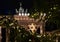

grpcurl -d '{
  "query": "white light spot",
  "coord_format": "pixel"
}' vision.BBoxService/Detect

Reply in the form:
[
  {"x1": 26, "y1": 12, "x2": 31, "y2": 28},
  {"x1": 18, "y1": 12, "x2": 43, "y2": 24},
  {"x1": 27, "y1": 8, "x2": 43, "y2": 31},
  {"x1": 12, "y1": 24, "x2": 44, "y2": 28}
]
[
  {"x1": 44, "y1": 13, "x2": 46, "y2": 16},
  {"x1": 32, "y1": 16, "x2": 34, "y2": 17},
  {"x1": 37, "y1": 35, "x2": 41, "y2": 37},
  {"x1": 25, "y1": 13, "x2": 27, "y2": 16},
  {"x1": 22, "y1": 13, "x2": 24, "y2": 16},
  {"x1": 27, "y1": 13, "x2": 30, "y2": 16},
  {"x1": 41, "y1": 13, "x2": 43, "y2": 16},
  {"x1": 44, "y1": 34, "x2": 45, "y2": 37},
  {"x1": 53, "y1": 7, "x2": 56, "y2": 9},
  {"x1": 19, "y1": 13, "x2": 21, "y2": 16},
  {"x1": 29, "y1": 39, "x2": 32, "y2": 41},
  {"x1": 19, "y1": 30, "x2": 21, "y2": 32}
]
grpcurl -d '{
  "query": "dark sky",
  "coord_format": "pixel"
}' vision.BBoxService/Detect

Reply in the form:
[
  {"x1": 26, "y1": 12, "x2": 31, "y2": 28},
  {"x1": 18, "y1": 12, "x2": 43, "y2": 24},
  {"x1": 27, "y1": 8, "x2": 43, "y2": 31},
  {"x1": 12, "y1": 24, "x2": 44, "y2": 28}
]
[
  {"x1": 0, "y1": 0, "x2": 60, "y2": 14},
  {"x1": 0, "y1": 0, "x2": 33, "y2": 14}
]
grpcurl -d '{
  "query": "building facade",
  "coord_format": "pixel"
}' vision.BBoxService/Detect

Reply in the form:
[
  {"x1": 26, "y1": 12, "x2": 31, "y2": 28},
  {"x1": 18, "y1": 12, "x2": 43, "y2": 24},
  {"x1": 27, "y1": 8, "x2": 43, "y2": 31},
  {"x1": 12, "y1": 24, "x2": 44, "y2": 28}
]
[{"x1": 14, "y1": 3, "x2": 44, "y2": 34}]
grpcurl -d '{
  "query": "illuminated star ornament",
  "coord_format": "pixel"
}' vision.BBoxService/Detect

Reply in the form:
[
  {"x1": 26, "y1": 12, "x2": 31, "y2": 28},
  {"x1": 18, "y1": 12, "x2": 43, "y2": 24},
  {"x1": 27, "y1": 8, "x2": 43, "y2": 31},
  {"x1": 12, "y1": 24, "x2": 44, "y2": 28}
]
[{"x1": 28, "y1": 23, "x2": 37, "y2": 35}]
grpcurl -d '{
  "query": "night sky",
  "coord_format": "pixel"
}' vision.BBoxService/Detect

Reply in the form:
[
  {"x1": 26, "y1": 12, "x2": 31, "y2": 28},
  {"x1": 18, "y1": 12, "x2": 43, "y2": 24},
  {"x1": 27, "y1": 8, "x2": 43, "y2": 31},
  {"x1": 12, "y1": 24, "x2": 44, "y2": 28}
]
[
  {"x1": 0, "y1": 0, "x2": 60, "y2": 14},
  {"x1": 0, "y1": 0, "x2": 33, "y2": 14}
]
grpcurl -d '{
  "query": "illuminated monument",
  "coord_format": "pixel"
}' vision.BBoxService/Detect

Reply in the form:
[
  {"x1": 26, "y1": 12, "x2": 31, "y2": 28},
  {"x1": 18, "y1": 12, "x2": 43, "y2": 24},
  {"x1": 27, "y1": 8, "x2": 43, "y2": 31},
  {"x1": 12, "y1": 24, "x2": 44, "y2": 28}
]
[
  {"x1": 14, "y1": 3, "x2": 34, "y2": 26},
  {"x1": 0, "y1": 3, "x2": 45, "y2": 35},
  {"x1": 14, "y1": 3, "x2": 44, "y2": 34}
]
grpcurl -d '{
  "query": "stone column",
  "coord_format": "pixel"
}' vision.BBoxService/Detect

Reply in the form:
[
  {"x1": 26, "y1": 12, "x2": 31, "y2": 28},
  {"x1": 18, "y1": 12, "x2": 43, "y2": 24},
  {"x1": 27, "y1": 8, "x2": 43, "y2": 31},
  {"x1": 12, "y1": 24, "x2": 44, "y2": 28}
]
[
  {"x1": 40, "y1": 21, "x2": 43, "y2": 34},
  {"x1": 40, "y1": 21, "x2": 45, "y2": 35},
  {"x1": 0, "y1": 26, "x2": 2, "y2": 42},
  {"x1": 6, "y1": 28, "x2": 10, "y2": 42},
  {"x1": 56, "y1": 37, "x2": 58, "y2": 42}
]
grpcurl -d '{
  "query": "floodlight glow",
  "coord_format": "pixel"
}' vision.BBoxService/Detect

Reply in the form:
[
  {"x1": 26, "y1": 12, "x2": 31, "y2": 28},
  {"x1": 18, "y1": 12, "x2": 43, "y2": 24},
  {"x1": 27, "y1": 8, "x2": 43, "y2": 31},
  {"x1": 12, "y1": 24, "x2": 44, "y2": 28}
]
[
  {"x1": 27, "y1": 13, "x2": 30, "y2": 16},
  {"x1": 22, "y1": 13, "x2": 24, "y2": 16},
  {"x1": 25, "y1": 13, "x2": 27, "y2": 16},
  {"x1": 41, "y1": 13, "x2": 43, "y2": 16},
  {"x1": 19, "y1": 13, "x2": 21, "y2": 16}
]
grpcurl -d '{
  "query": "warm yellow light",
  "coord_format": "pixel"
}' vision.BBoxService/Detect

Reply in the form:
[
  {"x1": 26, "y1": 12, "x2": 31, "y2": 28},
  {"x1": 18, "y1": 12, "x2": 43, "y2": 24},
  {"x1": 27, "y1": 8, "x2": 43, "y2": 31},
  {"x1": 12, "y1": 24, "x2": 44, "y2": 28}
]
[
  {"x1": 28, "y1": 23, "x2": 36, "y2": 34},
  {"x1": 22, "y1": 13, "x2": 24, "y2": 16}
]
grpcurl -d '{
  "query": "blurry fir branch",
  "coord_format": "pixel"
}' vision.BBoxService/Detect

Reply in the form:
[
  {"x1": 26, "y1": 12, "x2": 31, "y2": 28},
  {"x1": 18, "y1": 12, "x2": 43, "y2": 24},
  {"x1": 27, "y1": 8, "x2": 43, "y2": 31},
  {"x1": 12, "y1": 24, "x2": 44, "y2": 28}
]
[
  {"x1": 0, "y1": 15, "x2": 19, "y2": 28},
  {"x1": 29, "y1": 0, "x2": 60, "y2": 29}
]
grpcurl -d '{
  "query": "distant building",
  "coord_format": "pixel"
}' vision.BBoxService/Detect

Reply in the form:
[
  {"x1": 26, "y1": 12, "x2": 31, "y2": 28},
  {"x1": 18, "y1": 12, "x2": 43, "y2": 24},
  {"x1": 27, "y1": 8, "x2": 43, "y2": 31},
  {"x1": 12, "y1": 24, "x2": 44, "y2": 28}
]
[
  {"x1": 13, "y1": 3, "x2": 45, "y2": 35},
  {"x1": 0, "y1": 3, "x2": 45, "y2": 36},
  {"x1": 14, "y1": 3, "x2": 41, "y2": 28}
]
